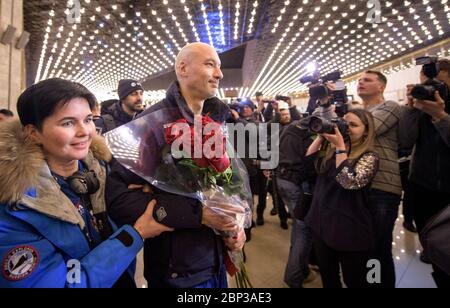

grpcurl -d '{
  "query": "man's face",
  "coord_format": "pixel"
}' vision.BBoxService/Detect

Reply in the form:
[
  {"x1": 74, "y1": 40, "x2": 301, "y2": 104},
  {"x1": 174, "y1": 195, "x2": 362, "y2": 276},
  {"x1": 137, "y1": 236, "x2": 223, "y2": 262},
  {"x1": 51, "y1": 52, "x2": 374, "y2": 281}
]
[
  {"x1": 122, "y1": 90, "x2": 144, "y2": 113},
  {"x1": 256, "y1": 95, "x2": 263, "y2": 103},
  {"x1": 240, "y1": 106, "x2": 254, "y2": 118},
  {"x1": 181, "y1": 46, "x2": 224, "y2": 100},
  {"x1": 280, "y1": 109, "x2": 291, "y2": 125},
  {"x1": 357, "y1": 73, "x2": 385, "y2": 98}
]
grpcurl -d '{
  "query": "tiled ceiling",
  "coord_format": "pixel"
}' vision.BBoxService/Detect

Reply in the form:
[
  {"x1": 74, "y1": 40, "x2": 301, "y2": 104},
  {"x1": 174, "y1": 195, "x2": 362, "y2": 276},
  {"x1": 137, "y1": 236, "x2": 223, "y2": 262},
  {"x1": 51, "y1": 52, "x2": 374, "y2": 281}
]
[{"x1": 25, "y1": 0, "x2": 450, "y2": 100}]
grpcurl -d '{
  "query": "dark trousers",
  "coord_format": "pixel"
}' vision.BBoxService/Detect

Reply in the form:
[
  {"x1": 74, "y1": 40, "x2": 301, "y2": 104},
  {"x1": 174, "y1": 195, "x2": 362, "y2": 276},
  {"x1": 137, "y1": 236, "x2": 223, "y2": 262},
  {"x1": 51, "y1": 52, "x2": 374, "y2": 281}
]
[
  {"x1": 252, "y1": 171, "x2": 288, "y2": 222},
  {"x1": 313, "y1": 235, "x2": 371, "y2": 288},
  {"x1": 432, "y1": 265, "x2": 450, "y2": 288},
  {"x1": 399, "y1": 161, "x2": 414, "y2": 224},
  {"x1": 409, "y1": 181, "x2": 450, "y2": 288},
  {"x1": 409, "y1": 181, "x2": 450, "y2": 232},
  {"x1": 368, "y1": 189, "x2": 401, "y2": 288}
]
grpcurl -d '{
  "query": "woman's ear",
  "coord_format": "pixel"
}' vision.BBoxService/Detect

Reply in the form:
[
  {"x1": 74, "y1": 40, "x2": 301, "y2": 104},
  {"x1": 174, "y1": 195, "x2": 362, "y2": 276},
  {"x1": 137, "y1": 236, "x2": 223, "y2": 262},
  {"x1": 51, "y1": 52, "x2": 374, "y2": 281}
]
[{"x1": 24, "y1": 124, "x2": 42, "y2": 145}]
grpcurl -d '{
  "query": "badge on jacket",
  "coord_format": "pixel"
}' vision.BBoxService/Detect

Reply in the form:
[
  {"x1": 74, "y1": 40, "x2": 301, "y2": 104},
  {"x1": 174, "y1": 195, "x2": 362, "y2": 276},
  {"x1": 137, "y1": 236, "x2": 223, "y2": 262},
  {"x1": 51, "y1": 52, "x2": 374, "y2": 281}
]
[
  {"x1": 156, "y1": 207, "x2": 168, "y2": 222},
  {"x1": 2, "y1": 246, "x2": 39, "y2": 281}
]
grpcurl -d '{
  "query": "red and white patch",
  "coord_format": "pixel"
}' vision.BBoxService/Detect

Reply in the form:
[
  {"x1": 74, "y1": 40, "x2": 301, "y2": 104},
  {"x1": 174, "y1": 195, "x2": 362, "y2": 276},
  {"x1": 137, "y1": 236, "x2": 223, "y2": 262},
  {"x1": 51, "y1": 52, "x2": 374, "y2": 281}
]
[{"x1": 2, "y1": 246, "x2": 39, "y2": 281}]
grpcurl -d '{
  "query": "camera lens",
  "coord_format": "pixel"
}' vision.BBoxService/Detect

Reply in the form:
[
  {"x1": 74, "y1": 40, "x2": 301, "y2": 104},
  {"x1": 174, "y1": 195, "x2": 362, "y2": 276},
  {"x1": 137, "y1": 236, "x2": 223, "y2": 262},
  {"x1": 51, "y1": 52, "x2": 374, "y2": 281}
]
[
  {"x1": 309, "y1": 117, "x2": 335, "y2": 134},
  {"x1": 309, "y1": 117, "x2": 324, "y2": 133},
  {"x1": 411, "y1": 85, "x2": 436, "y2": 101}
]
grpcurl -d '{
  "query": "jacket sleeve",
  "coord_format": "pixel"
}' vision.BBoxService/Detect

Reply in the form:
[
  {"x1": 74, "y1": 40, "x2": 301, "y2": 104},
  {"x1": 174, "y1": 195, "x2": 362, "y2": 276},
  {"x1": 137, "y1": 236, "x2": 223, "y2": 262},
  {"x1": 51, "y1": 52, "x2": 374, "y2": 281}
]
[
  {"x1": 290, "y1": 106, "x2": 302, "y2": 121},
  {"x1": 106, "y1": 159, "x2": 203, "y2": 229},
  {"x1": 334, "y1": 152, "x2": 379, "y2": 190},
  {"x1": 399, "y1": 106, "x2": 421, "y2": 149},
  {"x1": 433, "y1": 113, "x2": 450, "y2": 147},
  {"x1": 0, "y1": 221, "x2": 143, "y2": 288},
  {"x1": 371, "y1": 102, "x2": 402, "y2": 136}
]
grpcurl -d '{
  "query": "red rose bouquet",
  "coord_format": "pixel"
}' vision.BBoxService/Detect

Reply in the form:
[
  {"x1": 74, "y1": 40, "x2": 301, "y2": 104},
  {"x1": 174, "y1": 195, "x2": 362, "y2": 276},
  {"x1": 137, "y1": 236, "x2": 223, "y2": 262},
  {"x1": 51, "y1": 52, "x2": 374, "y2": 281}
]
[{"x1": 105, "y1": 109, "x2": 253, "y2": 288}]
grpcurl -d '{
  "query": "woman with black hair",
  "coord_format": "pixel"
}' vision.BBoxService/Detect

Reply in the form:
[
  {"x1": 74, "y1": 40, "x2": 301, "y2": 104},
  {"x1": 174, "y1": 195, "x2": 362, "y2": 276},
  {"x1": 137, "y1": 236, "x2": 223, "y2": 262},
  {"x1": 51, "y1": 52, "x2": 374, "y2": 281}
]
[{"x1": 0, "y1": 78, "x2": 172, "y2": 288}]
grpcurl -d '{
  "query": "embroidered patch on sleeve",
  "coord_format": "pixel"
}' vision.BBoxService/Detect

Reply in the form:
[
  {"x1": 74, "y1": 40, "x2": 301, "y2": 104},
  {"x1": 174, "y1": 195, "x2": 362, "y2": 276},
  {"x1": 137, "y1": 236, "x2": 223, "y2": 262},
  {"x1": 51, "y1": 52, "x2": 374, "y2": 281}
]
[{"x1": 2, "y1": 246, "x2": 40, "y2": 281}]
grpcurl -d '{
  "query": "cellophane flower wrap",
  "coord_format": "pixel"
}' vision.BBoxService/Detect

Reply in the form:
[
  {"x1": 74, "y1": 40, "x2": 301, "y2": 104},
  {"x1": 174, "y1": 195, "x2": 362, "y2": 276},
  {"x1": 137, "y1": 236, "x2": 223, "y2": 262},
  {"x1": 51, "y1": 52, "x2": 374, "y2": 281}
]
[{"x1": 105, "y1": 107, "x2": 253, "y2": 287}]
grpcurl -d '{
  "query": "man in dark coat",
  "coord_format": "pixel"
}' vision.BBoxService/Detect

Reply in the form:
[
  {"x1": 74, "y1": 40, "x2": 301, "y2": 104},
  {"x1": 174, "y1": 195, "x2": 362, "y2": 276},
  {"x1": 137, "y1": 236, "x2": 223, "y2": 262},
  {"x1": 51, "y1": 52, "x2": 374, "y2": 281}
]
[
  {"x1": 106, "y1": 43, "x2": 246, "y2": 288},
  {"x1": 100, "y1": 80, "x2": 145, "y2": 134}
]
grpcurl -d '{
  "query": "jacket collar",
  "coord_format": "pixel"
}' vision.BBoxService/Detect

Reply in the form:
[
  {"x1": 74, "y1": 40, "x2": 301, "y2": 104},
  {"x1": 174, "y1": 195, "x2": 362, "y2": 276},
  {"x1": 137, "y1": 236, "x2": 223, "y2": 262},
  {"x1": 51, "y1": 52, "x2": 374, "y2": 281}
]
[
  {"x1": 111, "y1": 100, "x2": 134, "y2": 124},
  {"x1": 165, "y1": 81, "x2": 230, "y2": 124}
]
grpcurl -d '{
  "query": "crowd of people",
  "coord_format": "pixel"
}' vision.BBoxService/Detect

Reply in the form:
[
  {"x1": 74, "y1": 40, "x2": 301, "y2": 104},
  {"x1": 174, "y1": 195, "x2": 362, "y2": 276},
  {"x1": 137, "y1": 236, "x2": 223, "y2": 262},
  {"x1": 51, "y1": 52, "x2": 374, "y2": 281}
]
[{"x1": 0, "y1": 42, "x2": 449, "y2": 288}]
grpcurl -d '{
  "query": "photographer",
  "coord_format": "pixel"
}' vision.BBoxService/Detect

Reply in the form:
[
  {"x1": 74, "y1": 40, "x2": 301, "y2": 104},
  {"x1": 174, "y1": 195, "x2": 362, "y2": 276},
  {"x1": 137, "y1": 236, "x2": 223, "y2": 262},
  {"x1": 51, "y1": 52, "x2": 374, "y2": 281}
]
[
  {"x1": 358, "y1": 70, "x2": 402, "y2": 288},
  {"x1": 276, "y1": 116, "x2": 315, "y2": 287},
  {"x1": 264, "y1": 96, "x2": 301, "y2": 123},
  {"x1": 305, "y1": 109, "x2": 379, "y2": 288},
  {"x1": 401, "y1": 58, "x2": 450, "y2": 287},
  {"x1": 260, "y1": 101, "x2": 302, "y2": 229}
]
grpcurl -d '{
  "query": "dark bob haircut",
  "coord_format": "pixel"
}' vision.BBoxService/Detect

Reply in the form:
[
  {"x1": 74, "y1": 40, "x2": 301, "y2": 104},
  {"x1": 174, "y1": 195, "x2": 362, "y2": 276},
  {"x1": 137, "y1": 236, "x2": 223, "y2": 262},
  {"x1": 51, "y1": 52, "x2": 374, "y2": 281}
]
[{"x1": 17, "y1": 78, "x2": 97, "y2": 130}]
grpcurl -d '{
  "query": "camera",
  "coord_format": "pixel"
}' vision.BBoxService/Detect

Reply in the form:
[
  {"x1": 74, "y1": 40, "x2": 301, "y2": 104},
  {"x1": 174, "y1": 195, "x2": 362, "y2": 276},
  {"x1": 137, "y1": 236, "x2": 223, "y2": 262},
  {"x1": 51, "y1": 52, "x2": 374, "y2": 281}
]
[
  {"x1": 301, "y1": 71, "x2": 349, "y2": 115},
  {"x1": 275, "y1": 95, "x2": 290, "y2": 102},
  {"x1": 411, "y1": 56, "x2": 448, "y2": 102},
  {"x1": 308, "y1": 116, "x2": 350, "y2": 141},
  {"x1": 411, "y1": 79, "x2": 447, "y2": 101}
]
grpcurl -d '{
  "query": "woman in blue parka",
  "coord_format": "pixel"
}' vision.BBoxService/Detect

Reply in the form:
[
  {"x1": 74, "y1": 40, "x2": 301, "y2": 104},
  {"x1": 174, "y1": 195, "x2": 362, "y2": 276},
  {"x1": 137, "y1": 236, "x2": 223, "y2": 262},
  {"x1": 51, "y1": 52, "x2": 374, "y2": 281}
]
[{"x1": 0, "y1": 78, "x2": 172, "y2": 288}]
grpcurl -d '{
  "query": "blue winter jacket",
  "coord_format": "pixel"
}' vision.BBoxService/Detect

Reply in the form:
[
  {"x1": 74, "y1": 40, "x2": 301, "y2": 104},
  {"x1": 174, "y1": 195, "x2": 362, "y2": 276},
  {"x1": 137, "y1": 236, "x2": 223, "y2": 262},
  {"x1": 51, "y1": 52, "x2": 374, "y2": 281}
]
[{"x1": 0, "y1": 120, "x2": 143, "y2": 288}]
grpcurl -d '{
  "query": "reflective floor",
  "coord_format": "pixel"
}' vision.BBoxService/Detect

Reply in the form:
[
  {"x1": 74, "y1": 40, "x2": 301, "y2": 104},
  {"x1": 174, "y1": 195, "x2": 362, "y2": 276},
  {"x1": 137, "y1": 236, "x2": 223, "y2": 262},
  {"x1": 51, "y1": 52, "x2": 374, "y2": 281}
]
[{"x1": 135, "y1": 200, "x2": 436, "y2": 288}]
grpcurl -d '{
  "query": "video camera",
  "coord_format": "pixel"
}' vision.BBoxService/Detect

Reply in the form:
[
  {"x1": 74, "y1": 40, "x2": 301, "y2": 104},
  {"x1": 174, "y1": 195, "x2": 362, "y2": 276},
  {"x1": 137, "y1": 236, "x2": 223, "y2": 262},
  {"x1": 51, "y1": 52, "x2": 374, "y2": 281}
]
[
  {"x1": 299, "y1": 70, "x2": 350, "y2": 140},
  {"x1": 300, "y1": 70, "x2": 348, "y2": 117},
  {"x1": 411, "y1": 56, "x2": 448, "y2": 102}
]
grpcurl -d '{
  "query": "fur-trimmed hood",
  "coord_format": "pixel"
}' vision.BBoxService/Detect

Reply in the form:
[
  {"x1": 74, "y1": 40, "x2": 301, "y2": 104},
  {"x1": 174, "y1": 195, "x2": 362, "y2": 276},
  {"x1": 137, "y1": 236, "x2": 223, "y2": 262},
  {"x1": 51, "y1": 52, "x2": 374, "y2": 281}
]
[{"x1": 0, "y1": 120, "x2": 112, "y2": 225}]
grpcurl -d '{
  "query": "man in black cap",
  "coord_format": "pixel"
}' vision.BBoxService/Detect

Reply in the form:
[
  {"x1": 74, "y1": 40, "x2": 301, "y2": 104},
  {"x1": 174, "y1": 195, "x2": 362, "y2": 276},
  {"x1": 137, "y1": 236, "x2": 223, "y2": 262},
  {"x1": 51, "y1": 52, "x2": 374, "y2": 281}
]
[{"x1": 100, "y1": 79, "x2": 145, "y2": 134}]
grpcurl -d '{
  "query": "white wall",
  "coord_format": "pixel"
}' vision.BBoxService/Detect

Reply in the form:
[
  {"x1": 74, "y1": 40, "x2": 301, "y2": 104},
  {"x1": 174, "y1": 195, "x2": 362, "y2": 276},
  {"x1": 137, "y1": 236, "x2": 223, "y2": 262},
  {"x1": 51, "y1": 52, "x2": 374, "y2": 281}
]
[{"x1": 292, "y1": 97, "x2": 309, "y2": 113}]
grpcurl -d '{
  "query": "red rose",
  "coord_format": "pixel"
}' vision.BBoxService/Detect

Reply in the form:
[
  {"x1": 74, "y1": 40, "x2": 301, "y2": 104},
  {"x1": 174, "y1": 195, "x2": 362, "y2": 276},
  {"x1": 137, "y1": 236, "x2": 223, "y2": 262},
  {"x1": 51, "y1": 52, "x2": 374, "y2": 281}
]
[
  {"x1": 164, "y1": 119, "x2": 189, "y2": 145},
  {"x1": 164, "y1": 116, "x2": 231, "y2": 173}
]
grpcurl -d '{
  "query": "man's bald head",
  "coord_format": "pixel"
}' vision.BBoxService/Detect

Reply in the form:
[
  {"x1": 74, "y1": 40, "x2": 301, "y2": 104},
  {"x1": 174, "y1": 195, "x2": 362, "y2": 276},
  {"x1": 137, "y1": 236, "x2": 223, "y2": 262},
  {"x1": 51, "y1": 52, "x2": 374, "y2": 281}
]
[
  {"x1": 174, "y1": 43, "x2": 223, "y2": 101},
  {"x1": 175, "y1": 43, "x2": 217, "y2": 78}
]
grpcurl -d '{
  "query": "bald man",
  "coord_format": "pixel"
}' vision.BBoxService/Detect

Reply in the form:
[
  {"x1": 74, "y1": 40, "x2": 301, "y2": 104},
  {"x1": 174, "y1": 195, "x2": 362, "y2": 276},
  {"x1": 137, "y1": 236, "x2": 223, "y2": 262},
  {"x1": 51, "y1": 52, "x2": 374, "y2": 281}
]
[{"x1": 106, "y1": 43, "x2": 245, "y2": 288}]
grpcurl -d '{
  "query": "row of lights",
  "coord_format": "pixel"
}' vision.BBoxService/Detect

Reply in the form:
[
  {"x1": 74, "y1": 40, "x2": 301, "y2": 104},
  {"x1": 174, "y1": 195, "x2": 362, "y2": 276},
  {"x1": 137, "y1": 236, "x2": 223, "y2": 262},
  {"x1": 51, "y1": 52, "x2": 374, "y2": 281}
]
[
  {"x1": 37, "y1": 0, "x2": 264, "y2": 97},
  {"x1": 245, "y1": 0, "x2": 449, "y2": 96},
  {"x1": 35, "y1": 0, "x2": 448, "y2": 100},
  {"x1": 247, "y1": 1, "x2": 259, "y2": 35}
]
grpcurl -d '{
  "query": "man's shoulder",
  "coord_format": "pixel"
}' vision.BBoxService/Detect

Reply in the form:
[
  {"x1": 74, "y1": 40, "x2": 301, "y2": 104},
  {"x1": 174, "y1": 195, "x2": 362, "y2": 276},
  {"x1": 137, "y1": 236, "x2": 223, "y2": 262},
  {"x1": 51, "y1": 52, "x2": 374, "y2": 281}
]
[
  {"x1": 369, "y1": 100, "x2": 402, "y2": 116},
  {"x1": 137, "y1": 99, "x2": 170, "y2": 119},
  {"x1": 383, "y1": 100, "x2": 402, "y2": 111}
]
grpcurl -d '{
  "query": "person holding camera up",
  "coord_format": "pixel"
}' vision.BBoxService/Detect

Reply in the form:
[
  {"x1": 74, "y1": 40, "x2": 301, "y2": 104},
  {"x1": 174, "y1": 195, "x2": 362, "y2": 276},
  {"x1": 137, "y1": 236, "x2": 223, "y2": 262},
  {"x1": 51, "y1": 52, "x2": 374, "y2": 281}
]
[
  {"x1": 304, "y1": 109, "x2": 379, "y2": 288},
  {"x1": 357, "y1": 70, "x2": 403, "y2": 288},
  {"x1": 275, "y1": 112, "x2": 315, "y2": 288},
  {"x1": 0, "y1": 79, "x2": 173, "y2": 288},
  {"x1": 401, "y1": 58, "x2": 450, "y2": 288}
]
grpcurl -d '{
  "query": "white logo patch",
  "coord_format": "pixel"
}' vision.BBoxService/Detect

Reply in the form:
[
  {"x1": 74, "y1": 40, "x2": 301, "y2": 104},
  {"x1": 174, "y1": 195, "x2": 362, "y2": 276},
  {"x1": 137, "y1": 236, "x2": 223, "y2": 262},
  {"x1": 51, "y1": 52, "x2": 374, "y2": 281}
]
[
  {"x1": 156, "y1": 207, "x2": 168, "y2": 222},
  {"x1": 2, "y1": 246, "x2": 39, "y2": 281}
]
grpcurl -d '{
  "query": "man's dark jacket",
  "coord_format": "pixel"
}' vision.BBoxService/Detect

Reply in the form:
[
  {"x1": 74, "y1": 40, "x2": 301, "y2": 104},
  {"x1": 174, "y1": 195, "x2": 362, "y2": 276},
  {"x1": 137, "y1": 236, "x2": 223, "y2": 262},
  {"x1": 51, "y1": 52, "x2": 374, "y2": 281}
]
[
  {"x1": 106, "y1": 82, "x2": 230, "y2": 288},
  {"x1": 101, "y1": 101, "x2": 134, "y2": 134}
]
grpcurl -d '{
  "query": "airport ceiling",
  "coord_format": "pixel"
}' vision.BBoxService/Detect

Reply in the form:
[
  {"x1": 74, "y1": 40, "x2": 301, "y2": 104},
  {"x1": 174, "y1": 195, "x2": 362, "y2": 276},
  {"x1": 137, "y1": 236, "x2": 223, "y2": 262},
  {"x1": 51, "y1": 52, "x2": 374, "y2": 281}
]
[{"x1": 25, "y1": 0, "x2": 450, "y2": 99}]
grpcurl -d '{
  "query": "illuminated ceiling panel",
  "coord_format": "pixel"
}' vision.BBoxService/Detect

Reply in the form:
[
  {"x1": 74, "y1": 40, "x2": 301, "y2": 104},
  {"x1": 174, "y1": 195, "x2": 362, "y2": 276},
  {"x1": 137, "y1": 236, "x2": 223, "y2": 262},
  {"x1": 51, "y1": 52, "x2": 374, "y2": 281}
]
[{"x1": 25, "y1": 0, "x2": 450, "y2": 99}]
